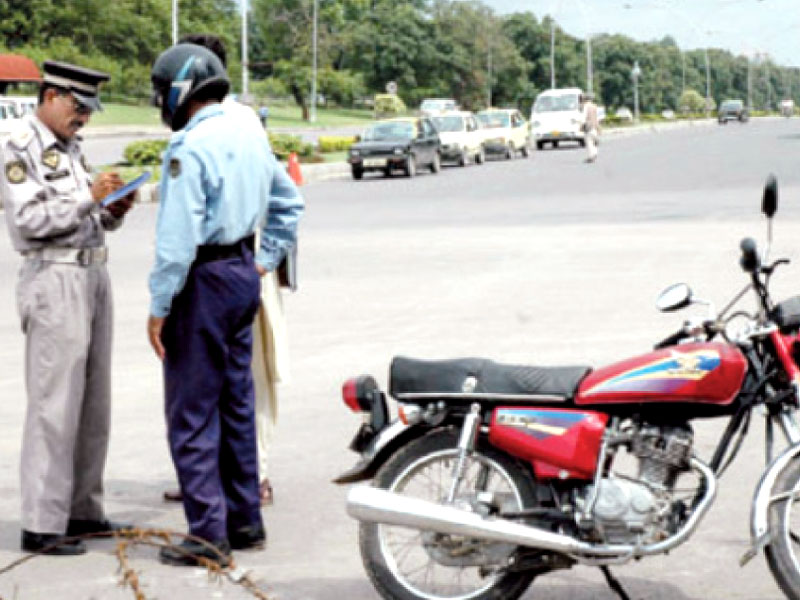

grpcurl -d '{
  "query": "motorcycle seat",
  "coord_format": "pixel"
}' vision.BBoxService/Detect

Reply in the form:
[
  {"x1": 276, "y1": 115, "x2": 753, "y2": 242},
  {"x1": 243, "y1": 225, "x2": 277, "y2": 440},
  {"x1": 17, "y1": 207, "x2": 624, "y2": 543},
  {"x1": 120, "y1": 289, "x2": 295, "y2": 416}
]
[{"x1": 389, "y1": 356, "x2": 591, "y2": 403}]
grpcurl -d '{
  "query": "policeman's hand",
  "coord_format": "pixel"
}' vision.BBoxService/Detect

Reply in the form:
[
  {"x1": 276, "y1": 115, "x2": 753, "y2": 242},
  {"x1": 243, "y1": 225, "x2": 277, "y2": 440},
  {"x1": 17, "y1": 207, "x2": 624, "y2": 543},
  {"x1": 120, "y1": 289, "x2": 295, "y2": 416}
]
[
  {"x1": 105, "y1": 191, "x2": 136, "y2": 219},
  {"x1": 147, "y1": 315, "x2": 166, "y2": 360},
  {"x1": 91, "y1": 172, "x2": 124, "y2": 204},
  {"x1": 255, "y1": 264, "x2": 267, "y2": 277}
]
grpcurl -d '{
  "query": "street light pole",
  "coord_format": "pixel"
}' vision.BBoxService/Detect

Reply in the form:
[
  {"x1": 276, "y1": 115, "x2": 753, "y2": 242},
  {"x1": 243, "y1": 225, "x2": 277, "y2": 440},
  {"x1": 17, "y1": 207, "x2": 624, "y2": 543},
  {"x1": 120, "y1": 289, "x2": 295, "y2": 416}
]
[
  {"x1": 310, "y1": 0, "x2": 318, "y2": 123},
  {"x1": 586, "y1": 34, "x2": 593, "y2": 95},
  {"x1": 550, "y1": 18, "x2": 556, "y2": 89},
  {"x1": 172, "y1": 0, "x2": 178, "y2": 45},
  {"x1": 631, "y1": 60, "x2": 641, "y2": 122},
  {"x1": 241, "y1": 0, "x2": 249, "y2": 98}
]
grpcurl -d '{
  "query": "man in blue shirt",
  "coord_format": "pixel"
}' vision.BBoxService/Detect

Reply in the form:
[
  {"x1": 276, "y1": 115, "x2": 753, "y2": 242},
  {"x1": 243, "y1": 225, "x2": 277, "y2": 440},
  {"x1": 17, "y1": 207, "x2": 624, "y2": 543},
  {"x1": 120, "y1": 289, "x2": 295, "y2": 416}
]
[{"x1": 147, "y1": 44, "x2": 303, "y2": 567}]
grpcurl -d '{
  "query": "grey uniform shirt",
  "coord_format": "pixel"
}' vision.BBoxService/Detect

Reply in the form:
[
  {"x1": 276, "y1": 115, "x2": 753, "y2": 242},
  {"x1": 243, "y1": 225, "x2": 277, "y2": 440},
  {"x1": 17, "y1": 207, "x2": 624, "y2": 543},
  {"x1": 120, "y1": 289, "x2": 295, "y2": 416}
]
[{"x1": 1, "y1": 115, "x2": 121, "y2": 253}]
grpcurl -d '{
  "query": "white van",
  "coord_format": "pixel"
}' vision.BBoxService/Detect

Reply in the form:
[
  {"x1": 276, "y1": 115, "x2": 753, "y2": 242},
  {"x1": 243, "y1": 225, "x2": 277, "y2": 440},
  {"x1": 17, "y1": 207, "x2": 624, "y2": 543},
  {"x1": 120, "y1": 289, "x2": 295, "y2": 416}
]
[{"x1": 530, "y1": 87, "x2": 584, "y2": 150}]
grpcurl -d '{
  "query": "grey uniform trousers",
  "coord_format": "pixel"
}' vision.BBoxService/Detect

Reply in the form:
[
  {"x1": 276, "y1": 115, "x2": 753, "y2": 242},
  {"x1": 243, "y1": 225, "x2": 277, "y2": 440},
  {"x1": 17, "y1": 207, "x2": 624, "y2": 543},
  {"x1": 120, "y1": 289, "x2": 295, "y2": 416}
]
[{"x1": 16, "y1": 259, "x2": 112, "y2": 533}]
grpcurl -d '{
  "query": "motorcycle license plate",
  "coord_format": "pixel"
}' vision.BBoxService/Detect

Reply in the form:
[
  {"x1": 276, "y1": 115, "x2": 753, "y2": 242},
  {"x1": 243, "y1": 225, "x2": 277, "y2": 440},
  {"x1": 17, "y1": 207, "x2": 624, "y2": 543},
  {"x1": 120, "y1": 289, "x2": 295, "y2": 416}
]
[{"x1": 364, "y1": 158, "x2": 387, "y2": 167}]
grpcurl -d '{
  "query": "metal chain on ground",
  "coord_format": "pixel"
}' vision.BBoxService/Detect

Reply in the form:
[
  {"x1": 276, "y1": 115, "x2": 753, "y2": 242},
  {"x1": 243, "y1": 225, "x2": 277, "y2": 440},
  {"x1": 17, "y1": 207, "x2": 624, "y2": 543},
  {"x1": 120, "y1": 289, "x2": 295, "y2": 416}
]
[{"x1": 0, "y1": 528, "x2": 271, "y2": 600}]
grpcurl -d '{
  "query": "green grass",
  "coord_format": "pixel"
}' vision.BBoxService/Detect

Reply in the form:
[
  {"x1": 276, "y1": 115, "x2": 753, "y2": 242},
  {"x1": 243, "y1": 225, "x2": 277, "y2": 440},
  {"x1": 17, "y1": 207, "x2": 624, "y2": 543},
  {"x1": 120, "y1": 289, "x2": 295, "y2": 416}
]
[{"x1": 85, "y1": 102, "x2": 374, "y2": 129}]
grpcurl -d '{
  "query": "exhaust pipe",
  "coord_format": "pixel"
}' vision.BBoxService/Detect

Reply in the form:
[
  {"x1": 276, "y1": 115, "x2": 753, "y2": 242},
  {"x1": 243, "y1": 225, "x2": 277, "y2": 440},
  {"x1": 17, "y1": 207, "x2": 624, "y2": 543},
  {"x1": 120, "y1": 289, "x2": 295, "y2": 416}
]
[{"x1": 347, "y1": 486, "x2": 627, "y2": 557}]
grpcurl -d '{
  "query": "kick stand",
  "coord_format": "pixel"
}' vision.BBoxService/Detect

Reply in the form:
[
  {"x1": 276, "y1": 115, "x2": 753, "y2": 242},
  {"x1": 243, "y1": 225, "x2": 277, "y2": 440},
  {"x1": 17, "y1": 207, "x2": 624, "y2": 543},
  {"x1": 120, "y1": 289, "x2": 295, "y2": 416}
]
[{"x1": 600, "y1": 566, "x2": 632, "y2": 600}]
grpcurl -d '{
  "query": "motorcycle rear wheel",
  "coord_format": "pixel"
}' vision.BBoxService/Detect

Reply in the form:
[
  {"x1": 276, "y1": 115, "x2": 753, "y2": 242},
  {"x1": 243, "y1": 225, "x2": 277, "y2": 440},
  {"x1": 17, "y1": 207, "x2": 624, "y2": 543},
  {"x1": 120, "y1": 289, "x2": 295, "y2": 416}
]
[
  {"x1": 359, "y1": 428, "x2": 539, "y2": 600},
  {"x1": 766, "y1": 456, "x2": 800, "y2": 600}
]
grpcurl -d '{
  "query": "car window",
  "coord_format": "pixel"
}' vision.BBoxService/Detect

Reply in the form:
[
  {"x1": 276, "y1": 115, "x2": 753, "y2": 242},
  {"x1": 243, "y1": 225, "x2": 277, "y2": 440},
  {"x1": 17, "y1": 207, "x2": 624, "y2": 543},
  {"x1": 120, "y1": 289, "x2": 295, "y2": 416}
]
[
  {"x1": 431, "y1": 115, "x2": 464, "y2": 132},
  {"x1": 534, "y1": 93, "x2": 580, "y2": 113},
  {"x1": 477, "y1": 112, "x2": 511, "y2": 128},
  {"x1": 363, "y1": 121, "x2": 415, "y2": 141},
  {"x1": 422, "y1": 119, "x2": 436, "y2": 136}
]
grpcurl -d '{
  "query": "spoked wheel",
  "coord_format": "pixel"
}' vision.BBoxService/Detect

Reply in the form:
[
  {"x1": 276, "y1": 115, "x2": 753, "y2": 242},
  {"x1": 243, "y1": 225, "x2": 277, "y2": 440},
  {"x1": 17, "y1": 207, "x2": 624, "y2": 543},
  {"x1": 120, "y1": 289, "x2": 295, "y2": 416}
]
[
  {"x1": 359, "y1": 429, "x2": 538, "y2": 600},
  {"x1": 766, "y1": 457, "x2": 800, "y2": 599}
]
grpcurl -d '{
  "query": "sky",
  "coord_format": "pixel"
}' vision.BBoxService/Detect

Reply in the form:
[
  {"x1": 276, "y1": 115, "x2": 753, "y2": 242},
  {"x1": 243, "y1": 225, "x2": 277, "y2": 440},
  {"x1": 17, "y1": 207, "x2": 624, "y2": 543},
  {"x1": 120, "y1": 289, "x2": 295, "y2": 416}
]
[{"x1": 480, "y1": 0, "x2": 800, "y2": 67}]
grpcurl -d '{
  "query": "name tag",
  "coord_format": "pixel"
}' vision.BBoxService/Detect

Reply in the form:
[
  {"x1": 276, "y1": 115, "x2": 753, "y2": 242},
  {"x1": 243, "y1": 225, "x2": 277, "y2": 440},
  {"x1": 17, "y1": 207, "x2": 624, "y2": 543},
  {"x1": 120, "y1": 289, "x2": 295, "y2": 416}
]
[{"x1": 44, "y1": 169, "x2": 70, "y2": 181}]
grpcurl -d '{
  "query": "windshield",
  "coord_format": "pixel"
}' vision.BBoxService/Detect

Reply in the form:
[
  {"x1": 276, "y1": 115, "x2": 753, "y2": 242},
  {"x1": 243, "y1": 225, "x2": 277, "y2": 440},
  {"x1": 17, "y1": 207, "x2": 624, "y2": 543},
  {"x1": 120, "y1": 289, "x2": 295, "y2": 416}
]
[
  {"x1": 363, "y1": 121, "x2": 415, "y2": 141},
  {"x1": 534, "y1": 94, "x2": 580, "y2": 113},
  {"x1": 477, "y1": 112, "x2": 510, "y2": 128},
  {"x1": 721, "y1": 100, "x2": 743, "y2": 110},
  {"x1": 431, "y1": 116, "x2": 464, "y2": 132},
  {"x1": 421, "y1": 99, "x2": 451, "y2": 111}
]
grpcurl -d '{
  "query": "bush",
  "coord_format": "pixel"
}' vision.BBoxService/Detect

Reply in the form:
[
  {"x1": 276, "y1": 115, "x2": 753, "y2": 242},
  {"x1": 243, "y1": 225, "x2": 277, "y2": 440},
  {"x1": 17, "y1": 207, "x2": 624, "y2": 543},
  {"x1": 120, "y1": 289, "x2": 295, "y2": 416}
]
[
  {"x1": 268, "y1": 132, "x2": 314, "y2": 161},
  {"x1": 123, "y1": 139, "x2": 168, "y2": 166},
  {"x1": 318, "y1": 135, "x2": 356, "y2": 153},
  {"x1": 374, "y1": 94, "x2": 407, "y2": 118}
]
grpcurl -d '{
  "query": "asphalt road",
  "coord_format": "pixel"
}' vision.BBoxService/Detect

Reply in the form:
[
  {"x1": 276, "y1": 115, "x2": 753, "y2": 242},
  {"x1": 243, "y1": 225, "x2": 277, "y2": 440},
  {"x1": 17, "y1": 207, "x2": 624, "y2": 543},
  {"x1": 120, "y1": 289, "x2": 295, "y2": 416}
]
[{"x1": 2, "y1": 118, "x2": 800, "y2": 599}]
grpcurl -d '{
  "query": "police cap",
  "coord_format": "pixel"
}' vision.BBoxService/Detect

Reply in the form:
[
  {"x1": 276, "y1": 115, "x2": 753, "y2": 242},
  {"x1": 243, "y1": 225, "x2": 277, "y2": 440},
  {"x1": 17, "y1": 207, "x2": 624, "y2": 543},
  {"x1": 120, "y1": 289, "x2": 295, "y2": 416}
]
[{"x1": 42, "y1": 60, "x2": 110, "y2": 112}]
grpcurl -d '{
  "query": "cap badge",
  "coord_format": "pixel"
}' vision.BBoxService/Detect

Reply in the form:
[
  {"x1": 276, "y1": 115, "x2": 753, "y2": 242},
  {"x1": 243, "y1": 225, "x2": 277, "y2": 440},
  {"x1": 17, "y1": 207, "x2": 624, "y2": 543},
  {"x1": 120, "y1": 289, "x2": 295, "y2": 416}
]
[
  {"x1": 42, "y1": 149, "x2": 60, "y2": 170},
  {"x1": 6, "y1": 160, "x2": 27, "y2": 184}
]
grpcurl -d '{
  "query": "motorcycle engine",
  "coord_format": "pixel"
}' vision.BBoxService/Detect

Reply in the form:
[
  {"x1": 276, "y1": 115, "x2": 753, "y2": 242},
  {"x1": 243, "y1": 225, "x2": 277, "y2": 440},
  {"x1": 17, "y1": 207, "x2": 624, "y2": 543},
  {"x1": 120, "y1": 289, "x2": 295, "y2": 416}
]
[{"x1": 590, "y1": 423, "x2": 693, "y2": 544}]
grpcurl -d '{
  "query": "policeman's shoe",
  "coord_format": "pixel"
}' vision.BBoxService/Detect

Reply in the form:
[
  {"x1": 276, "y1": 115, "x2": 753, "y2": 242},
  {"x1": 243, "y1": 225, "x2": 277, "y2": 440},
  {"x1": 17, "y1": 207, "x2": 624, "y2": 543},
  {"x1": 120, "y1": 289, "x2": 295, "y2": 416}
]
[
  {"x1": 21, "y1": 530, "x2": 87, "y2": 555},
  {"x1": 159, "y1": 539, "x2": 232, "y2": 567},
  {"x1": 66, "y1": 518, "x2": 133, "y2": 537},
  {"x1": 228, "y1": 524, "x2": 266, "y2": 551}
]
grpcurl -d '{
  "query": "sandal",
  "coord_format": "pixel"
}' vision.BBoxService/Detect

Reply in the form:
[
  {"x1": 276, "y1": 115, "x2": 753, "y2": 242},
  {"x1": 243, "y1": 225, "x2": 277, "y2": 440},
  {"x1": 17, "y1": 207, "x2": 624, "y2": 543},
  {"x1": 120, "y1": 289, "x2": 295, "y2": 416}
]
[{"x1": 260, "y1": 479, "x2": 273, "y2": 506}]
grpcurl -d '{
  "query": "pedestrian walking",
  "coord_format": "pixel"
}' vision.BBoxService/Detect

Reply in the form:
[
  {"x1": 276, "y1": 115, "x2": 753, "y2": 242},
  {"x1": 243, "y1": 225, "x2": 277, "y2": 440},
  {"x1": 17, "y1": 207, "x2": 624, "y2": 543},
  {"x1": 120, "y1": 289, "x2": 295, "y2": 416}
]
[
  {"x1": 1, "y1": 60, "x2": 135, "y2": 555},
  {"x1": 147, "y1": 43, "x2": 302, "y2": 567},
  {"x1": 582, "y1": 92, "x2": 600, "y2": 163}
]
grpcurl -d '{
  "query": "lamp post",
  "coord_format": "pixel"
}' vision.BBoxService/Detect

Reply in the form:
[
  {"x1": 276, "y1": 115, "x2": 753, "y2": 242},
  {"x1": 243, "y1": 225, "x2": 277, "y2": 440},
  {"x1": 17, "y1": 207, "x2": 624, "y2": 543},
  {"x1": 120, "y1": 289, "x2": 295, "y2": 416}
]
[
  {"x1": 172, "y1": 0, "x2": 178, "y2": 45},
  {"x1": 631, "y1": 60, "x2": 641, "y2": 122},
  {"x1": 310, "y1": 0, "x2": 318, "y2": 123}
]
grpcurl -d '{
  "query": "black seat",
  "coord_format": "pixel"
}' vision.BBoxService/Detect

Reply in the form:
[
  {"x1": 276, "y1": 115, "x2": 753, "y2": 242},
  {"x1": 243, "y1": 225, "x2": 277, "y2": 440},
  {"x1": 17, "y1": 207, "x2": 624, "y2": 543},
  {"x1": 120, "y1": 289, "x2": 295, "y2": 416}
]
[{"x1": 389, "y1": 357, "x2": 591, "y2": 402}]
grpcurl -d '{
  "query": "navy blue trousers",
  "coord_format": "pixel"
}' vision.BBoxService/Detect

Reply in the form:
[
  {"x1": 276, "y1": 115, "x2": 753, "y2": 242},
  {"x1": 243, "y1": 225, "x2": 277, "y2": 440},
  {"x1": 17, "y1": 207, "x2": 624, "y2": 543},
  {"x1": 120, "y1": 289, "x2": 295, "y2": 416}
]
[{"x1": 162, "y1": 247, "x2": 262, "y2": 542}]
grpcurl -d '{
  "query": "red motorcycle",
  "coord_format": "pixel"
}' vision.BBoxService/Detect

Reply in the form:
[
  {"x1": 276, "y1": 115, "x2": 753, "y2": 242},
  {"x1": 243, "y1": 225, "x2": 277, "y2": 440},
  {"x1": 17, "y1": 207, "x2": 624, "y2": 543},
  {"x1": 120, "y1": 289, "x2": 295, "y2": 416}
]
[{"x1": 335, "y1": 176, "x2": 800, "y2": 600}]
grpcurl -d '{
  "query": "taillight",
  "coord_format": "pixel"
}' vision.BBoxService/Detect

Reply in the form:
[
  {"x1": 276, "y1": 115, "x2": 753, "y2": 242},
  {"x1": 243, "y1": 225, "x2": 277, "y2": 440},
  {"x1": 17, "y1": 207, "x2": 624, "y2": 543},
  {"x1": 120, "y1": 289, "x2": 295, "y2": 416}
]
[
  {"x1": 342, "y1": 378, "x2": 361, "y2": 413},
  {"x1": 341, "y1": 375, "x2": 379, "y2": 413}
]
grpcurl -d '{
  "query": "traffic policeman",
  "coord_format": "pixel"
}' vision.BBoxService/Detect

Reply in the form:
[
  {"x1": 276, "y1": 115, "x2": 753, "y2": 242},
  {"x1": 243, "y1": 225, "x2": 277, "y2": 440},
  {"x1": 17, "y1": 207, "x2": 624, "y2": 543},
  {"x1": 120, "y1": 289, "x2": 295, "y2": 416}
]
[
  {"x1": 1, "y1": 60, "x2": 135, "y2": 555},
  {"x1": 146, "y1": 44, "x2": 303, "y2": 567}
]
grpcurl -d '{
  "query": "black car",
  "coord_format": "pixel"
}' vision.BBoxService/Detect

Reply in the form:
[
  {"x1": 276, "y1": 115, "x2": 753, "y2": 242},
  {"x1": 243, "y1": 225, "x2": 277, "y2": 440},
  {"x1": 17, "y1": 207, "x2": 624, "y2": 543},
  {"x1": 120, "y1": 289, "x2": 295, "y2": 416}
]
[
  {"x1": 718, "y1": 99, "x2": 748, "y2": 124},
  {"x1": 348, "y1": 117, "x2": 441, "y2": 180}
]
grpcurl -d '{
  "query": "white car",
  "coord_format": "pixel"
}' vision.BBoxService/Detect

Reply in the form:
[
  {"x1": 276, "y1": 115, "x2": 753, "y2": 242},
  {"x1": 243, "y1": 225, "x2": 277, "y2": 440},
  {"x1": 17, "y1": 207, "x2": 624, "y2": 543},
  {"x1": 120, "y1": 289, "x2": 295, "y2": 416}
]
[
  {"x1": 431, "y1": 111, "x2": 485, "y2": 166},
  {"x1": 420, "y1": 98, "x2": 458, "y2": 117},
  {"x1": 476, "y1": 108, "x2": 531, "y2": 159},
  {"x1": 530, "y1": 87, "x2": 585, "y2": 150}
]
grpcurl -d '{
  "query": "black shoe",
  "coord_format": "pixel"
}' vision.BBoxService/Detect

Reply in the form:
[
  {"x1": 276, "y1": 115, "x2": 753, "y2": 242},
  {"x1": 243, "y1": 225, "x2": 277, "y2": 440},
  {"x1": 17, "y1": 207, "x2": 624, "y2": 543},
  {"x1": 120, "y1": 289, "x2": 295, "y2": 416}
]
[
  {"x1": 66, "y1": 519, "x2": 133, "y2": 537},
  {"x1": 21, "y1": 530, "x2": 87, "y2": 555},
  {"x1": 159, "y1": 539, "x2": 232, "y2": 567},
  {"x1": 228, "y1": 524, "x2": 266, "y2": 550}
]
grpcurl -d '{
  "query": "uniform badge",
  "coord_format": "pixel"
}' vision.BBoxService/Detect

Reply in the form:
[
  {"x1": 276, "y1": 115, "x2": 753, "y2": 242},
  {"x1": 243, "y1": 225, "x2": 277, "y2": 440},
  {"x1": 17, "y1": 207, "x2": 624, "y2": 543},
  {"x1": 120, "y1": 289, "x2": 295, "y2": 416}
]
[
  {"x1": 42, "y1": 149, "x2": 60, "y2": 170},
  {"x1": 5, "y1": 160, "x2": 26, "y2": 184},
  {"x1": 169, "y1": 158, "x2": 181, "y2": 178}
]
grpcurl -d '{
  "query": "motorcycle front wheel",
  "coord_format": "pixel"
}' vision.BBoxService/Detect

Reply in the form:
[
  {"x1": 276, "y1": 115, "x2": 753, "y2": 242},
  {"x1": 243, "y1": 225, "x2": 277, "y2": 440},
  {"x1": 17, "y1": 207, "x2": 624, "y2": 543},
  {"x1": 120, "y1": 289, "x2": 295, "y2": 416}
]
[
  {"x1": 766, "y1": 456, "x2": 800, "y2": 599},
  {"x1": 359, "y1": 428, "x2": 539, "y2": 600}
]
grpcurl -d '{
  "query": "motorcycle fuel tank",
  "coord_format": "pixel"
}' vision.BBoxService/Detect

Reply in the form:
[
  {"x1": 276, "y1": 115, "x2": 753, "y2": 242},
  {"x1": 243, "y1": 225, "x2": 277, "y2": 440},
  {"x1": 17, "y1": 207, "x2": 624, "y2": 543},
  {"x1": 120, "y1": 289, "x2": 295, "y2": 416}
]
[
  {"x1": 575, "y1": 342, "x2": 747, "y2": 406},
  {"x1": 489, "y1": 407, "x2": 608, "y2": 480}
]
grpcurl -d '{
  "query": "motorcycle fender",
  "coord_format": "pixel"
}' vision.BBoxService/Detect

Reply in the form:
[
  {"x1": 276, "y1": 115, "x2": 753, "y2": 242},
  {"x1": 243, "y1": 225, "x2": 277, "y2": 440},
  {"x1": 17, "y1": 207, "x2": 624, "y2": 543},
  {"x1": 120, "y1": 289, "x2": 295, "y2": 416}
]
[
  {"x1": 333, "y1": 419, "x2": 424, "y2": 484},
  {"x1": 749, "y1": 442, "x2": 800, "y2": 547}
]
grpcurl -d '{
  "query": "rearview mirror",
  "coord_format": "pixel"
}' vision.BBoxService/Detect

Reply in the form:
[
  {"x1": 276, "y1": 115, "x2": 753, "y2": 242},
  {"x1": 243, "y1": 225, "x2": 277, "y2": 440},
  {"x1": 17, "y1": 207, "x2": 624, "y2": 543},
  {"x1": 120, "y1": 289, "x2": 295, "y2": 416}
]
[
  {"x1": 656, "y1": 283, "x2": 692, "y2": 312},
  {"x1": 762, "y1": 174, "x2": 778, "y2": 218}
]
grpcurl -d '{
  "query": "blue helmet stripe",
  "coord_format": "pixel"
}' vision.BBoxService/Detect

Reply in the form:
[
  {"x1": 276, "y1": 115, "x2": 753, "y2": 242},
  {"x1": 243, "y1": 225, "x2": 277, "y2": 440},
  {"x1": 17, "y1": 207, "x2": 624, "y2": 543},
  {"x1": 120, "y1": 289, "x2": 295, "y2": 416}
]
[{"x1": 167, "y1": 57, "x2": 196, "y2": 113}]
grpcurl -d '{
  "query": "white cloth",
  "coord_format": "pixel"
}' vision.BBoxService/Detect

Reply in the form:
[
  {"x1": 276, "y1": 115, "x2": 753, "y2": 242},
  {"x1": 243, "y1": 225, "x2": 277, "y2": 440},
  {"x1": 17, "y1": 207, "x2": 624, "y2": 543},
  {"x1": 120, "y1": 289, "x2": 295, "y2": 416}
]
[{"x1": 251, "y1": 270, "x2": 289, "y2": 481}]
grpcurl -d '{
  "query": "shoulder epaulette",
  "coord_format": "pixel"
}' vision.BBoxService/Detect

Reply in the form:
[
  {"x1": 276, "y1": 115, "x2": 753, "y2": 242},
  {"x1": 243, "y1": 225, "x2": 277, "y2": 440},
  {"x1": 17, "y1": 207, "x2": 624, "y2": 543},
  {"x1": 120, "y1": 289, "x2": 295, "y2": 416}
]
[{"x1": 8, "y1": 127, "x2": 34, "y2": 151}]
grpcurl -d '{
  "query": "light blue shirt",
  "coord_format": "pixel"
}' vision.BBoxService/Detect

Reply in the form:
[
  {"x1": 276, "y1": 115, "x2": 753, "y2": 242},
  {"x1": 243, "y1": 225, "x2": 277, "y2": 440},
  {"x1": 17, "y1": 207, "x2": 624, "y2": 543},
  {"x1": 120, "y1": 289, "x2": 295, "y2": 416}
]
[{"x1": 148, "y1": 103, "x2": 304, "y2": 317}]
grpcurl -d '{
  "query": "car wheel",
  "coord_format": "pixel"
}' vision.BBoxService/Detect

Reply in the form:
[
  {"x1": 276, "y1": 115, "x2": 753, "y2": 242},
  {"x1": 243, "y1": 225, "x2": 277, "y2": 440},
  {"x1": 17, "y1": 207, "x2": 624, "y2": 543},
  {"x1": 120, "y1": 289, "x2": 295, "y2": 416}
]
[
  {"x1": 475, "y1": 147, "x2": 485, "y2": 164},
  {"x1": 430, "y1": 152, "x2": 441, "y2": 174},
  {"x1": 578, "y1": 138, "x2": 586, "y2": 148},
  {"x1": 351, "y1": 166, "x2": 364, "y2": 180},
  {"x1": 458, "y1": 150, "x2": 467, "y2": 167},
  {"x1": 552, "y1": 140, "x2": 559, "y2": 149},
  {"x1": 383, "y1": 167, "x2": 393, "y2": 178},
  {"x1": 520, "y1": 144, "x2": 530, "y2": 158},
  {"x1": 536, "y1": 141, "x2": 544, "y2": 151},
  {"x1": 505, "y1": 142, "x2": 514, "y2": 159},
  {"x1": 405, "y1": 155, "x2": 416, "y2": 178}
]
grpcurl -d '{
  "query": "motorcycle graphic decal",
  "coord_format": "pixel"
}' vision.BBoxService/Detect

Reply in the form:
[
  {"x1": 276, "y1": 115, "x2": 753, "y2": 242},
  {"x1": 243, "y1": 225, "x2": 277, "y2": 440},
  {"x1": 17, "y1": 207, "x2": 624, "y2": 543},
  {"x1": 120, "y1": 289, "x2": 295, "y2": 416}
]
[
  {"x1": 495, "y1": 408, "x2": 585, "y2": 440},
  {"x1": 582, "y1": 349, "x2": 721, "y2": 396}
]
